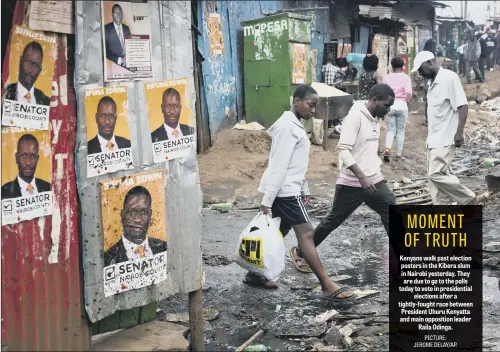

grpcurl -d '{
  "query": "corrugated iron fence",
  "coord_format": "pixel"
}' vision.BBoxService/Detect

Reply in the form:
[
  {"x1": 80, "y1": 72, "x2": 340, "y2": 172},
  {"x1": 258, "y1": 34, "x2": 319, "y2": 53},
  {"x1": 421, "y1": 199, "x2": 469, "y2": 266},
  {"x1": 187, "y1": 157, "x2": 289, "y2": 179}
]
[{"x1": 1, "y1": 1, "x2": 91, "y2": 350}]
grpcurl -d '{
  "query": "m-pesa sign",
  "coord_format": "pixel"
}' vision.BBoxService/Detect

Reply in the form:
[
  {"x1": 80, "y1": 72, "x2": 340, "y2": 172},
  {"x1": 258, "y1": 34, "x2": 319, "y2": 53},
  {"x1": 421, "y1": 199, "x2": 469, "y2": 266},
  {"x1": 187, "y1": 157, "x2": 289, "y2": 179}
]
[{"x1": 244, "y1": 19, "x2": 288, "y2": 37}]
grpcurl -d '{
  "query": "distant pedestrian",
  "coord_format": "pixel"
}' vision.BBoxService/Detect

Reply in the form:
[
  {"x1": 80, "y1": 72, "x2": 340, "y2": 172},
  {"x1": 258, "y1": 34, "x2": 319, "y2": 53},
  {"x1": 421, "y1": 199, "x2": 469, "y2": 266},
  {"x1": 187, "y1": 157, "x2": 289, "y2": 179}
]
[
  {"x1": 495, "y1": 30, "x2": 500, "y2": 66},
  {"x1": 412, "y1": 51, "x2": 489, "y2": 205},
  {"x1": 383, "y1": 57, "x2": 412, "y2": 162},
  {"x1": 456, "y1": 41, "x2": 466, "y2": 75},
  {"x1": 485, "y1": 30, "x2": 497, "y2": 71},
  {"x1": 322, "y1": 53, "x2": 344, "y2": 86},
  {"x1": 464, "y1": 32, "x2": 483, "y2": 84},
  {"x1": 358, "y1": 54, "x2": 383, "y2": 100},
  {"x1": 478, "y1": 31, "x2": 488, "y2": 80}
]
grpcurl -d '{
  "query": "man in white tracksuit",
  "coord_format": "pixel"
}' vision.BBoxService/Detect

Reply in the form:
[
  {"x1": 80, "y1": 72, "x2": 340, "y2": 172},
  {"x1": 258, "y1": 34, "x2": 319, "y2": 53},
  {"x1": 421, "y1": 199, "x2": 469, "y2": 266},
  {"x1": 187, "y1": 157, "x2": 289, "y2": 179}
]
[{"x1": 244, "y1": 84, "x2": 354, "y2": 300}]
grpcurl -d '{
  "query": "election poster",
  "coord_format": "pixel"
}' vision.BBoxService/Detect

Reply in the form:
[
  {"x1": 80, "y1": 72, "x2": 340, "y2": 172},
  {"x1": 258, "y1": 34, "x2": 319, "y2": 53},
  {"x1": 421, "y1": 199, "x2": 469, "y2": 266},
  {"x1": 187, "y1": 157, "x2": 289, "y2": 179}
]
[
  {"x1": 101, "y1": 1, "x2": 153, "y2": 82},
  {"x1": 101, "y1": 171, "x2": 167, "y2": 297},
  {"x1": 144, "y1": 78, "x2": 196, "y2": 163},
  {"x1": 2, "y1": 25, "x2": 57, "y2": 130},
  {"x1": 292, "y1": 43, "x2": 306, "y2": 84},
  {"x1": 1, "y1": 130, "x2": 52, "y2": 225},
  {"x1": 85, "y1": 86, "x2": 133, "y2": 178},
  {"x1": 208, "y1": 13, "x2": 224, "y2": 55},
  {"x1": 29, "y1": 1, "x2": 74, "y2": 35}
]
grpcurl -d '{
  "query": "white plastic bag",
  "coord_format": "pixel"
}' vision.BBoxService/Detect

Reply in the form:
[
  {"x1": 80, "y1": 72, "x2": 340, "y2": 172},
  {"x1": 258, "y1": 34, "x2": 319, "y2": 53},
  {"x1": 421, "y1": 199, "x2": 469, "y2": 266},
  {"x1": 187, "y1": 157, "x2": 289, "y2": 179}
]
[{"x1": 235, "y1": 213, "x2": 286, "y2": 281}]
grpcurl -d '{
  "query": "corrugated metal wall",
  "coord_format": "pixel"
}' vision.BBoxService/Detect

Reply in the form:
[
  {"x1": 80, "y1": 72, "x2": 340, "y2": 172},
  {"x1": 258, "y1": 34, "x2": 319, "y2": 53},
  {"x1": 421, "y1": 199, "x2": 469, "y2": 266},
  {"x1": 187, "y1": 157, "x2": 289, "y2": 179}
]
[
  {"x1": 75, "y1": 0, "x2": 203, "y2": 323},
  {"x1": 392, "y1": 1, "x2": 434, "y2": 28},
  {"x1": 1, "y1": 1, "x2": 90, "y2": 350}
]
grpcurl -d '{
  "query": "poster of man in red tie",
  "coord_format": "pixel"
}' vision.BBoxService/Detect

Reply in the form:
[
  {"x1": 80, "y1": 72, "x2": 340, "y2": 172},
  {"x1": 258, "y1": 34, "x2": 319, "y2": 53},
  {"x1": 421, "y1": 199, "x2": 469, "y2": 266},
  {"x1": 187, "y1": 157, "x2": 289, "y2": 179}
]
[
  {"x1": 85, "y1": 86, "x2": 133, "y2": 178},
  {"x1": 145, "y1": 78, "x2": 196, "y2": 164},
  {"x1": 2, "y1": 25, "x2": 57, "y2": 130},
  {"x1": 101, "y1": 170, "x2": 167, "y2": 297},
  {"x1": 101, "y1": 1, "x2": 153, "y2": 82},
  {"x1": 1, "y1": 130, "x2": 52, "y2": 225}
]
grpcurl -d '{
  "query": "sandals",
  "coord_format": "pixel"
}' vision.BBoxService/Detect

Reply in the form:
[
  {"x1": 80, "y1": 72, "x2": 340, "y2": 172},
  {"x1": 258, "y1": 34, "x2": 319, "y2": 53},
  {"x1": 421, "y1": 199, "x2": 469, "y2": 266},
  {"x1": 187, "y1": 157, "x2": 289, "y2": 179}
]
[
  {"x1": 243, "y1": 272, "x2": 278, "y2": 289},
  {"x1": 383, "y1": 149, "x2": 391, "y2": 162},
  {"x1": 290, "y1": 247, "x2": 313, "y2": 273},
  {"x1": 322, "y1": 286, "x2": 356, "y2": 301}
]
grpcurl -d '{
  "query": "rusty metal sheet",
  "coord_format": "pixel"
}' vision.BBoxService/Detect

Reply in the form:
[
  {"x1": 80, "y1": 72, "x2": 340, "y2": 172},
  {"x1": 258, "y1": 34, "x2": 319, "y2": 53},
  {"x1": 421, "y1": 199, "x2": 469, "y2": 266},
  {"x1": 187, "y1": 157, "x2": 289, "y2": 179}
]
[
  {"x1": 1, "y1": 1, "x2": 90, "y2": 350},
  {"x1": 75, "y1": 0, "x2": 202, "y2": 323}
]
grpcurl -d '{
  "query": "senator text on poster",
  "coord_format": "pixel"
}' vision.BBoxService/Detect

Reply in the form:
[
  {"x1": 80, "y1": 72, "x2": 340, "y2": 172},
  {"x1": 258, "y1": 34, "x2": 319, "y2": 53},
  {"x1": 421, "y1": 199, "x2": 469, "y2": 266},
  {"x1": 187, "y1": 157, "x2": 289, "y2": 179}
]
[
  {"x1": 101, "y1": 171, "x2": 167, "y2": 297},
  {"x1": 145, "y1": 78, "x2": 196, "y2": 163},
  {"x1": 85, "y1": 86, "x2": 133, "y2": 177},
  {"x1": 101, "y1": 1, "x2": 153, "y2": 82},
  {"x1": 1, "y1": 130, "x2": 52, "y2": 225},
  {"x1": 2, "y1": 25, "x2": 57, "y2": 130}
]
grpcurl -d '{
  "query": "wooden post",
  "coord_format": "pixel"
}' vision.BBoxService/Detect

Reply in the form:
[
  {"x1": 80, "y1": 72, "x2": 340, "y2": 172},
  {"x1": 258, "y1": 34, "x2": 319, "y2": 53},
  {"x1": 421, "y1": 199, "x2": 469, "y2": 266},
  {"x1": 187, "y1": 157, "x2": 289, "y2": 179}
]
[{"x1": 189, "y1": 288, "x2": 205, "y2": 351}]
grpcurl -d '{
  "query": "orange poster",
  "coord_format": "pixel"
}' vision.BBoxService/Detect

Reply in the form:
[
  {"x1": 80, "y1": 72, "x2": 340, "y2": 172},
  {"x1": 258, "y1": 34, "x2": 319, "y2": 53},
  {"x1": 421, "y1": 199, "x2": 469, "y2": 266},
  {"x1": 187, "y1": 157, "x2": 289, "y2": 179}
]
[
  {"x1": 292, "y1": 43, "x2": 306, "y2": 84},
  {"x1": 208, "y1": 13, "x2": 224, "y2": 55}
]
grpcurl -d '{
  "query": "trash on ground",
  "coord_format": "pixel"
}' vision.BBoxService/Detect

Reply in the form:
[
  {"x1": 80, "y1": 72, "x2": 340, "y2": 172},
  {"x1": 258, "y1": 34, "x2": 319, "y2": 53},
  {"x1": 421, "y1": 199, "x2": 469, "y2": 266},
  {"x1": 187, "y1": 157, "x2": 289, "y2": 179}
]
[
  {"x1": 209, "y1": 203, "x2": 233, "y2": 212},
  {"x1": 233, "y1": 122, "x2": 266, "y2": 131},
  {"x1": 351, "y1": 289, "x2": 381, "y2": 300},
  {"x1": 313, "y1": 309, "x2": 339, "y2": 324}
]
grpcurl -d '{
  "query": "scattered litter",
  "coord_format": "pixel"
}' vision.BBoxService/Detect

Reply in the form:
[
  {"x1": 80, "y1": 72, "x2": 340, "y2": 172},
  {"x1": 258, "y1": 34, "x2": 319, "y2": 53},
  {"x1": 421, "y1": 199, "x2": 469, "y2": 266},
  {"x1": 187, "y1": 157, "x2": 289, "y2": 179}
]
[
  {"x1": 209, "y1": 202, "x2": 233, "y2": 212},
  {"x1": 402, "y1": 176, "x2": 413, "y2": 184},
  {"x1": 204, "y1": 307, "x2": 220, "y2": 322},
  {"x1": 410, "y1": 110, "x2": 418, "y2": 115},
  {"x1": 484, "y1": 158, "x2": 500, "y2": 167},
  {"x1": 313, "y1": 309, "x2": 339, "y2": 324},
  {"x1": 341, "y1": 239, "x2": 352, "y2": 246},
  {"x1": 338, "y1": 323, "x2": 356, "y2": 337},
  {"x1": 243, "y1": 344, "x2": 269, "y2": 352},
  {"x1": 331, "y1": 274, "x2": 352, "y2": 282},
  {"x1": 393, "y1": 182, "x2": 400, "y2": 189},
  {"x1": 275, "y1": 305, "x2": 282, "y2": 313},
  {"x1": 233, "y1": 122, "x2": 266, "y2": 131},
  {"x1": 203, "y1": 253, "x2": 233, "y2": 266},
  {"x1": 351, "y1": 289, "x2": 381, "y2": 300},
  {"x1": 343, "y1": 336, "x2": 354, "y2": 347}
]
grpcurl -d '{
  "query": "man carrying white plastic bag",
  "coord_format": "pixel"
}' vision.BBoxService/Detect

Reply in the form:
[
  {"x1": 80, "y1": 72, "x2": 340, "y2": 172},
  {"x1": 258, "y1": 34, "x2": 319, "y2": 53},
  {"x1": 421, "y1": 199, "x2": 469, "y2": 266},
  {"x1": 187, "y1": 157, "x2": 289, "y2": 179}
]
[
  {"x1": 236, "y1": 213, "x2": 285, "y2": 282},
  {"x1": 239, "y1": 84, "x2": 354, "y2": 300}
]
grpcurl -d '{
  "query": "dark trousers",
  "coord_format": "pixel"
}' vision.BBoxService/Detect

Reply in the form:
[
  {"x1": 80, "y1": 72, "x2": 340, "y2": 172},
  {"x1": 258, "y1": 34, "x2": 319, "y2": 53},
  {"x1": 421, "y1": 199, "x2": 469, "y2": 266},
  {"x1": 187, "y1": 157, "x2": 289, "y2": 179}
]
[
  {"x1": 487, "y1": 51, "x2": 495, "y2": 70},
  {"x1": 479, "y1": 57, "x2": 486, "y2": 80},
  {"x1": 458, "y1": 54, "x2": 464, "y2": 74},
  {"x1": 313, "y1": 181, "x2": 409, "y2": 260}
]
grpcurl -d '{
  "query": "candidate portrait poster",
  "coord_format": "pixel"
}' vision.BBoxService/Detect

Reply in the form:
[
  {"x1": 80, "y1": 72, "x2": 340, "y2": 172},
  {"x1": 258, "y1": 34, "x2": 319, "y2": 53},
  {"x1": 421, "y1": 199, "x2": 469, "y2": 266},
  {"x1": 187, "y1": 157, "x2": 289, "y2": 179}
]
[
  {"x1": 85, "y1": 86, "x2": 133, "y2": 178},
  {"x1": 101, "y1": 171, "x2": 167, "y2": 297},
  {"x1": 145, "y1": 78, "x2": 196, "y2": 164},
  {"x1": 1, "y1": 130, "x2": 52, "y2": 225},
  {"x1": 2, "y1": 25, "x2": 57, "y2": 130},
  {"x1": 101, "y1": 0, "x2": 153, "y2": 82}
]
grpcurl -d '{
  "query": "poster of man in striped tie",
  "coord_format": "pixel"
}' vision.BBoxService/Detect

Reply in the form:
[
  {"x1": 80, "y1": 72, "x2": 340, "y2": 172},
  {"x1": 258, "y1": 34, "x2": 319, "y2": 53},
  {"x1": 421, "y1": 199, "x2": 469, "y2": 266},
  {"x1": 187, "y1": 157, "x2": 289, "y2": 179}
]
[
  {"x1": 101, "y1": 1, "x2": 153, "y2": 82},
  {"x1": 85, "y1": 86, "x2": 134, "y2": 178},
  {"x1": 101, "y1": 171, "x2": 167, "y2": 297},
  {"x1": 1, "y1": 131, "x2": 52, "y2": 225},
  {"x1": 2, "y1": 25, "x2": 57, "y2": 130},
  {"x1": 145, "y1": 78, "x2": 196, "y2": 164}
]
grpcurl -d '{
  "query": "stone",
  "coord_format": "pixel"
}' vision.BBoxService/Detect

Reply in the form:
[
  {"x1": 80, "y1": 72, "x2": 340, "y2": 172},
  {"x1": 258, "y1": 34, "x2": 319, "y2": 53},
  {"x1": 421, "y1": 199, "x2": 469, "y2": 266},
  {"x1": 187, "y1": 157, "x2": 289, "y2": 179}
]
[
  {"x1": 324, "y1": 328, "x2": 344, "y2": 347},
  {"x1": 91, "y1": 321, "x2": 189, "y2": 351}
]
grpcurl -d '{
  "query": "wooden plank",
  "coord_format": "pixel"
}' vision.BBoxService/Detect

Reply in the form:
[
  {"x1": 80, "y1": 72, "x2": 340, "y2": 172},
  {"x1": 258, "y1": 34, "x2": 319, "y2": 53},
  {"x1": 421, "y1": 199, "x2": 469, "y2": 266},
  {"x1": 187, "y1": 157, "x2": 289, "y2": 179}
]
[{"x1": 189, "y1": 288, "x2": 205, "y2": 352}]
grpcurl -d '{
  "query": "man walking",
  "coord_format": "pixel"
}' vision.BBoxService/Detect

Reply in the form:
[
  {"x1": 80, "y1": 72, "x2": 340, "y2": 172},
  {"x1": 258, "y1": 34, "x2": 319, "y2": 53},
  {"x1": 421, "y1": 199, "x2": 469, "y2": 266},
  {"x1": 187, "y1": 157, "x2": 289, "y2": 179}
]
[
  {"x1": 478, "y1": 31, "x2": 488, "y2": 80},
  {"x1": 412, "y1": 51, "x2": 488, "y2": 205},
  {"x1": 464, "y1": 32, "x2": 483, "y2": 84},
  {"x1": 485, "y1": 30, "x2": 497, "y2": 71}
]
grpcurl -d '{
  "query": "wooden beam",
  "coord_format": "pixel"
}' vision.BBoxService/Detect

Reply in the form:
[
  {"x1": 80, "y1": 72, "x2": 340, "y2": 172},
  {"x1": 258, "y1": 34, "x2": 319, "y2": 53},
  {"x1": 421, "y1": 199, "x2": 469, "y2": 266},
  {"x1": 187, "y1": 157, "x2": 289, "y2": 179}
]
[{"x1": 189, "y1": 289, "x2": 205, "y2": 351}]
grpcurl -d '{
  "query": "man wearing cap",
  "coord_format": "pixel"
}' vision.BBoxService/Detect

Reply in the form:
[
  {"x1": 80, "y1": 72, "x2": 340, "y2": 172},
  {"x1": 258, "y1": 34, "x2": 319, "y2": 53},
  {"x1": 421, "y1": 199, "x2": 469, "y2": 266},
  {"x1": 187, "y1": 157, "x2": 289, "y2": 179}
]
[
  {"x1": 412, "y1": 51, "x2": 488, "y2": 205},
  {"x1": 485, "y1": 30, "x2": 497, "y2": 71}
]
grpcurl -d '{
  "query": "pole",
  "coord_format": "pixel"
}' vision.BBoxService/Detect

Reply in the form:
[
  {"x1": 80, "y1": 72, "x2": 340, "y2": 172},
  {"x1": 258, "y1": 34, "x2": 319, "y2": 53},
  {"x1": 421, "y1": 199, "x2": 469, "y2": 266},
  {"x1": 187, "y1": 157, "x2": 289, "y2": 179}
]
[
  {"x1": 461, "y1": 0, "x2": 464, "y2": 18},
  {"x1": 464, "y1": 1, "x2": 468, "y2": 20},
  {"x1": 189, "y1": 288, "x2": 205, "y2": 351}
]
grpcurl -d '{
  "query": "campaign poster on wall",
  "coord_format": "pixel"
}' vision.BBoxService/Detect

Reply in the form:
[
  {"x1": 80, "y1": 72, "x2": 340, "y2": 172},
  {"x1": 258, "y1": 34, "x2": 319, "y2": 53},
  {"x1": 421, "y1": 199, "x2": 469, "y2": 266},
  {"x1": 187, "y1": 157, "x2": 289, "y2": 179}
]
[
  {"x1": 1, "y1": 130, "x2": 52, "y2": 225},
  {"x1": 144, "y1": 78, "x2": 196, "y2": 163},
  {"x1": 101, "y1": 171, "x2": 167, "y2": 297},
  {"x1": 101, "y1": 0, "x2": 153, "y2": 82},
  {"x1": 85, "y1": 86, "x2": 133, "y2": 178},
  {"x1": 29, "y1": 1, "x2": 74, "y2": 35},
  {"x1": 292, "y1": 43, "x2": 306, "y2": 84},
  {"x1": 2, "y1": 25, "x2": 57, "y2": 130},
  {"x1": 208, "y1": 13, "x2": 224, "y2": 55}
]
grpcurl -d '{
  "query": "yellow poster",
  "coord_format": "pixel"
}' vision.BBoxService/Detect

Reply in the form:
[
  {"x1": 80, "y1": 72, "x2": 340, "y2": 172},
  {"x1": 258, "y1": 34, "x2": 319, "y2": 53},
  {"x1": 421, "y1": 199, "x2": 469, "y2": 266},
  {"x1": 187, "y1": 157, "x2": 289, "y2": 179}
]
[
  {"x1": 144, "y1": 78, "x2": 196, "y2": 163},
  {"x1": 101, "y1": 1, "x2": 153, "y2": 82},
  {"x1": 2, "y1": 25, "x2": 57, "y2": 130},
  {"x1": 1, "y1": 130, "x2": 52, "y2": 225},
  {"x1": 292, "y1": 43, "x2": 306, "y2": 84},
  {"x1": 101, "y1": 170, "x2": 167, "y2": 297},
  {"x1": 85, "y1": 86, "x2": 133, "y2": 178},
  {"x1": 208, "y1": 13, "x2": 224, "y2": 55}
]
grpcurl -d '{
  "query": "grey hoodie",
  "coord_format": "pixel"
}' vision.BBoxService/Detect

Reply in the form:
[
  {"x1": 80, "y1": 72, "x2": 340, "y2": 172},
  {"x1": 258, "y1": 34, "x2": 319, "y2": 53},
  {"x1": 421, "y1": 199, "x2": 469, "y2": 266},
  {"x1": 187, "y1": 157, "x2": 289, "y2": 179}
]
[{"x1": 258, "y1": 111, "x2": 310, "y2": 207}]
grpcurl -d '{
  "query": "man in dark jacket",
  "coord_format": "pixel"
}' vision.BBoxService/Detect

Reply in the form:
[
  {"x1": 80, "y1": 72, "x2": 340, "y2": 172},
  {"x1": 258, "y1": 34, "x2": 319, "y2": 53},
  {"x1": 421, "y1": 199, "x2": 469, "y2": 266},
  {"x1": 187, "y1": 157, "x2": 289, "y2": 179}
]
[
  {"x1": 88, "y1": 96, "x2": 131, "y2": 155},
  {"x1": 478, "y1": 32, "x2": 488, "y2": 80},
  {"x1": 485, "y1": 30, "x2": 497, "y2": 70},
  {"x1": 151, "y1": 88, "x2": 194, "y2": 143},
  {"x1": 5, "y1": 41, "x2": 50, "y2": 106},
  {"x1": 104, "y1": 3, "x2": 131, "y2": 66},
  {"x1": 104, "y1": 186, "x2": 167, "y2": 266},
  {"x1": 1, "y1": 134, "x2": 51, "y2": 199}
]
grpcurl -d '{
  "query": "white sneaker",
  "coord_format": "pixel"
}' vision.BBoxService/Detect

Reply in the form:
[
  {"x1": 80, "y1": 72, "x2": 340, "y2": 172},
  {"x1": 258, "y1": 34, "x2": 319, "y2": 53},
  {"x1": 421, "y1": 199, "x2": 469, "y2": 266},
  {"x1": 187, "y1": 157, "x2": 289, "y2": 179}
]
[{"x1": 490, "y1": 68, "x2": 494, "y2": 72}]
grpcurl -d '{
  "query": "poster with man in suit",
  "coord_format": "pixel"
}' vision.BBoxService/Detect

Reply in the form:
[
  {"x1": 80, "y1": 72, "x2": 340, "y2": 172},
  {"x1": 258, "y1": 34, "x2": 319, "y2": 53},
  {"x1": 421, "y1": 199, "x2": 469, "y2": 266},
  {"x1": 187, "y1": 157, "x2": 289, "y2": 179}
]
[
  {"x1": 145, "y1": 78, "x2": 196, "y2": 163},
  {"x1": 85, "y1": 86, "x2": 134, "y2": 178},
  {"x1": 101, "y1": 1, "x2": 153, "y2": 82},
  {"x1": 2, "y1": 25, "x2": 57, "y2": 130},
  {"x1": 101, "y1": 171, "x2": 167, "y2": 297},
  {"x1": 1, "y1": 131, "x2": 52, "y2": 225}
]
